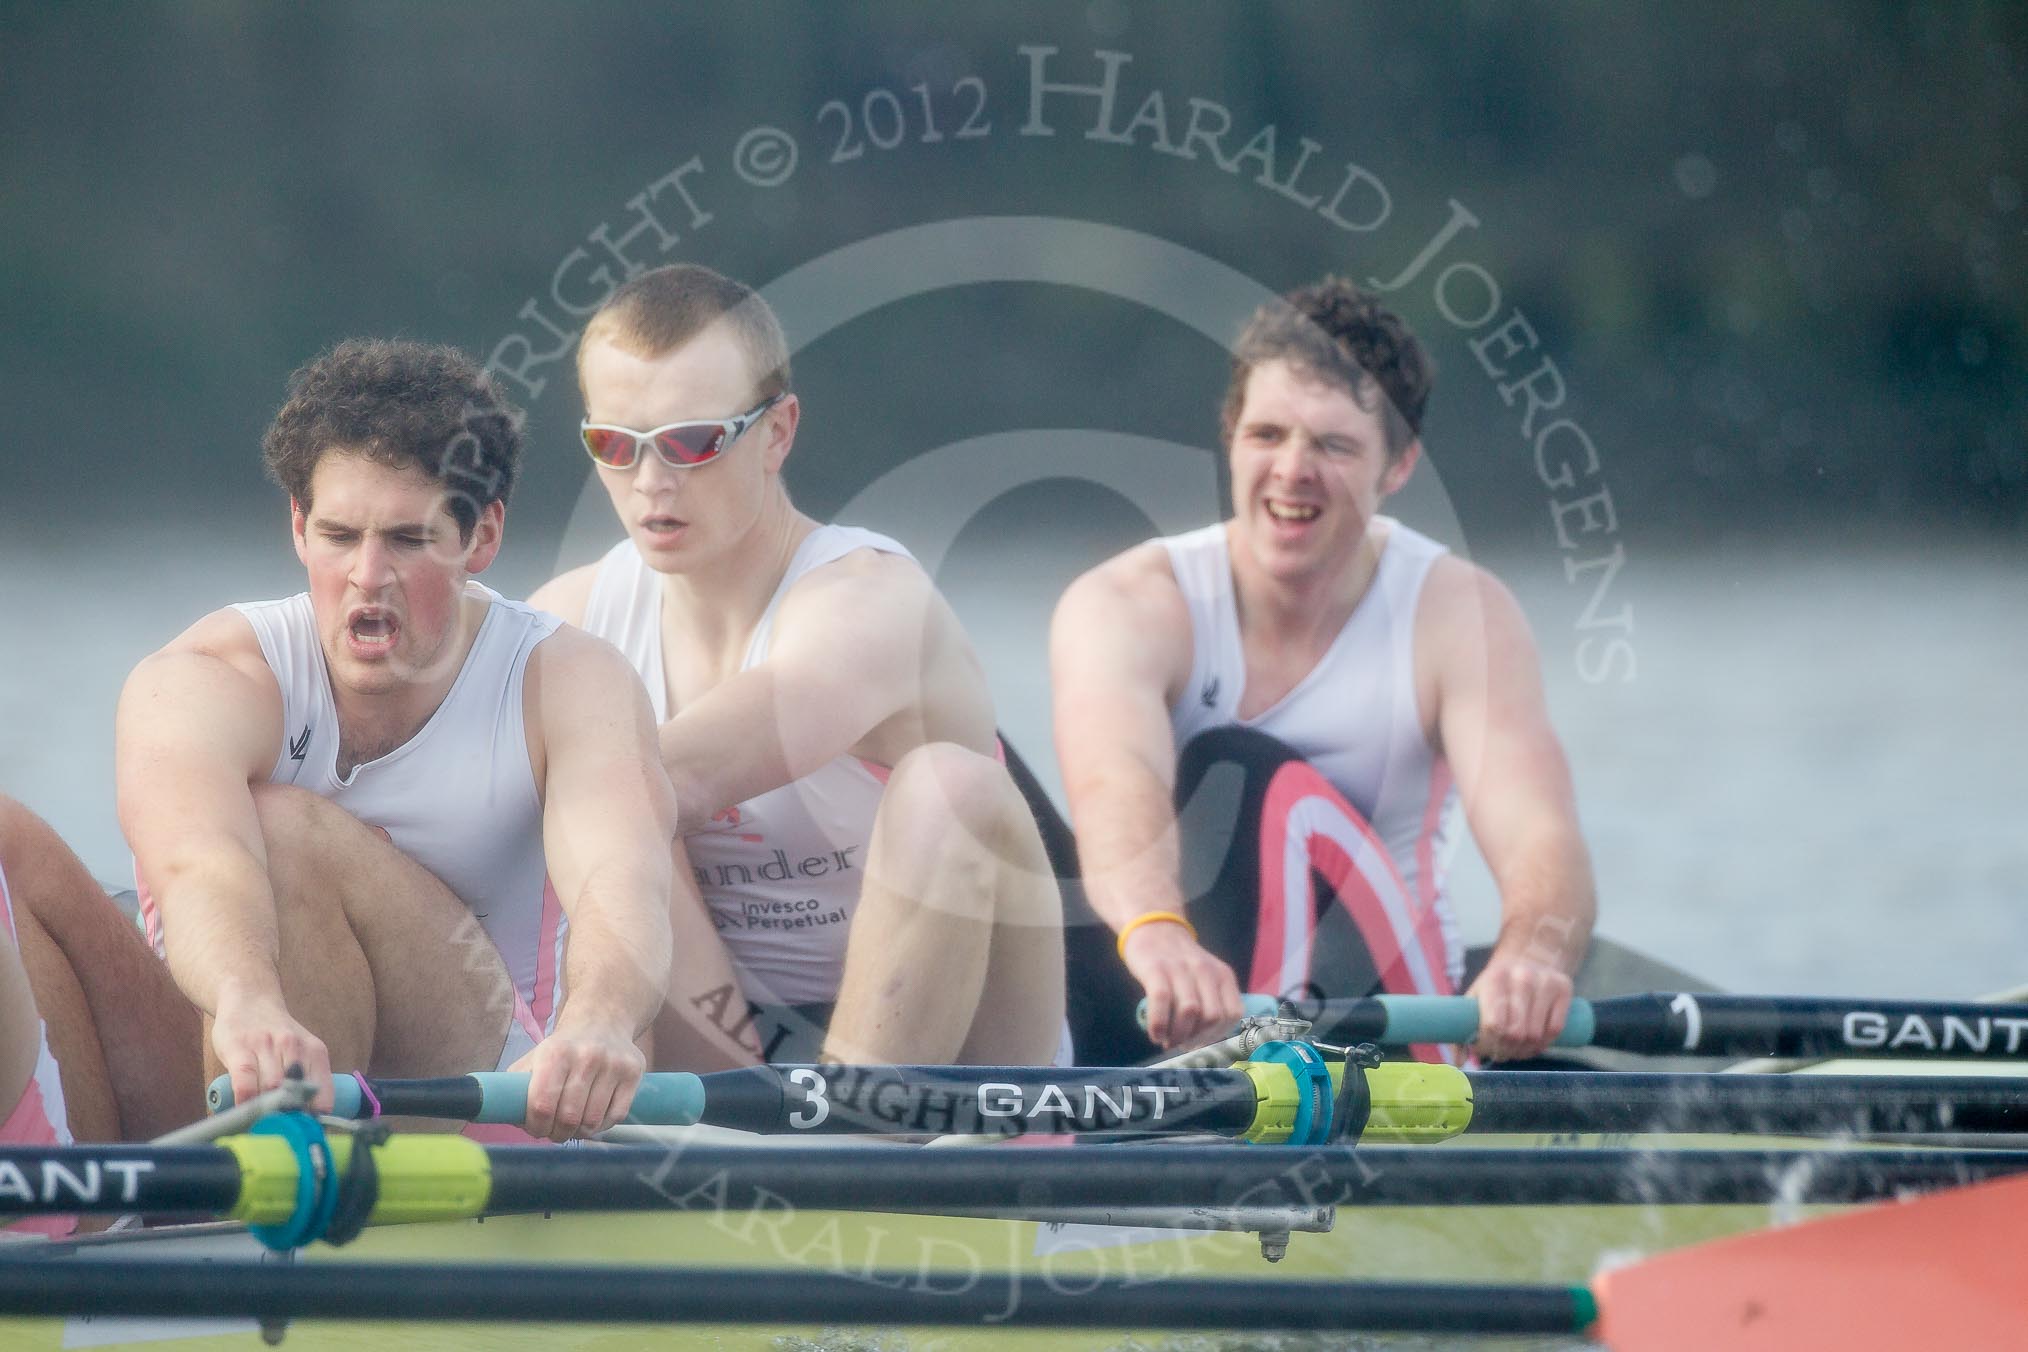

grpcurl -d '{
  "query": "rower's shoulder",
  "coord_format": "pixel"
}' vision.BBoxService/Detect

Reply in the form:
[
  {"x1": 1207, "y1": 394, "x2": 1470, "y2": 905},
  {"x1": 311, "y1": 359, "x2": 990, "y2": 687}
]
[
  {"x1": 1414, "y1": 554, "x2": 1543, "y2": 674},
  {"x1": 525, "y1": 616, "x2": 641, "y2": 685},
  {"x1": 132, "y1": 607, "x2": 269, "y2": 686},
  {"x1": 528, "y1": 563, "x2": 599, "y2": 627},
  {"x1": 776, "y1": 542, "x2": 937, "y2": 632},
  {"x1": 119, "y1": 608, "x2": 282, "y2": 760},
  {"x1": 1057, "y1": 540, "x2": 1187, "y2": 630},
  {"x1": 1052, "y1": 541, "x2": 1191, "y2": 698}
]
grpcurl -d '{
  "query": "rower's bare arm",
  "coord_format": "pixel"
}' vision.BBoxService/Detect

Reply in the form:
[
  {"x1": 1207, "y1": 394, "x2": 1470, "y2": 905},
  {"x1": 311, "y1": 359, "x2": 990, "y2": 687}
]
[
  {"x1": 533, "y1": 629, "x2": 675, "y2": 1036},
  {"x1": 659, "y1": 552, "x2": 981, "y2": 830},
  {"x1": 1052, "y1": 547, "x2": 1241, "y2": 1047},
  {"x1": 1050, "y1": 548, "x2": 1192, "y2": 925},
  {"x1": 527, "y1": 565, "x2": 597, "y2": 628},
  {"x1": 1422, "y1": 560, "x2": 1596, "y2": 1057},
  {"x1": 116, "y1": 615, "x2": 336, "y2": 1106},
  {"x1": 527, "y1": 628, "x2": 676, "y2": 1134},
  {"x1": 115, "y1": 615, "x2": 287, "y2": 1018}
]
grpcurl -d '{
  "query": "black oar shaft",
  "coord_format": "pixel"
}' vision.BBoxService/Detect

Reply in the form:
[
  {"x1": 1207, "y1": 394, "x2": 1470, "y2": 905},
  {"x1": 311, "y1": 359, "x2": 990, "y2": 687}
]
[
  {"x1": 4, "y1": 1143, "x2": 2025, "y2": 1220},
  {"x1": 1295, "y1": 993, "x2": 2028, "y2": 1060},
  {"x1": 0, "y1": 1260, "x2": 1589, "y2": 1334},
  {"x1": 487, "y1": 1144, "x2": 2028, "y2": 1212},
  {"x1": 1587, "y1": 995, "x2": 2028, "y2": 1060},
  {"x1": 0, "y1": 1147, "x2": 240, "y2": 1217},
  {"x1": 1466, "y1": 1072, "x2": 2028, "y2": 1136},
  {"x1": 689, "y1": 1065, "x2": 1259, "y2": 1137},
  {"x1": 219, "y1": 1066, "x2": 1267, "y2": 1137}
]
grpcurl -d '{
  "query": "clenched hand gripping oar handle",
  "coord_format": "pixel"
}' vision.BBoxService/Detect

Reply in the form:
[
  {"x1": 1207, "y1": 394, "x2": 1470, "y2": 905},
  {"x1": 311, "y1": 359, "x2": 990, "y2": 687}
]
[
  {"x1": 1136, "y1": 994, "x2": 1597, "y2": 1047},
  {"x1": 210, "y1": 1060, "x2": 1475, "y2": 1143},
  {"x1": 208, "y1": 1071, "x2": 709, "y2": 1126},
  {"x1": 1152, "y1": 991, "x2": 2028, "y2": 1060}
]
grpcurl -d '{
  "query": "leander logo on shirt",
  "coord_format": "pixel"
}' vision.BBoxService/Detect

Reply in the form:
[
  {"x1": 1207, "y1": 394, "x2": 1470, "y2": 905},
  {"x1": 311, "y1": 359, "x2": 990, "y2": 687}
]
[
  {"x1": 1200, "y1": 677, "x2": 1220, "y2": 709},
  {"x1": 701, "y1": 804, "x2": 764, "y2": 843},
  {"x1": 288, "y1": 724, "x2": 312, "y2": 761}
]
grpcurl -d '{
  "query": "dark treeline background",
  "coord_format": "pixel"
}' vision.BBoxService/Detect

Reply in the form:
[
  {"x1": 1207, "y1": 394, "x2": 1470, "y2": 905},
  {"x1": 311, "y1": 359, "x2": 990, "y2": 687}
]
[{"x1": 2, "y1": 1, "x2": 2023, "y2": 551}]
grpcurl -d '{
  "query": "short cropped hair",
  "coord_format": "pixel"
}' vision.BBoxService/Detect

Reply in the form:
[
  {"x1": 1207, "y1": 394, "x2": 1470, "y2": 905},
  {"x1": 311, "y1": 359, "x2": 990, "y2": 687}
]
[
  {"x1": 1220, "y1": 277, "x2": 1433, "y2": 459},
  {"x1": 579, "y1": 264, "x2": 791, "y2": 400},
  {"x1": 262, "y1": 339, "x2": 522, "y2": 541}
]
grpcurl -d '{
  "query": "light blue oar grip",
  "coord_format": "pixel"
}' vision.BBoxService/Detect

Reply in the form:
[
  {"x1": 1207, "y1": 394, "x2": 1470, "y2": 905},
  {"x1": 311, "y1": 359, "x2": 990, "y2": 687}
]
[
  {"x1": 1376, "y1": 996, "x2": 1595, "y2": 1047},
  {"x1": 466, "y1": 1071, "x2": 707, "y2": 1126},
  {"x1": 204, "y1": 1073, "x2": 364, "y2": 1118}
]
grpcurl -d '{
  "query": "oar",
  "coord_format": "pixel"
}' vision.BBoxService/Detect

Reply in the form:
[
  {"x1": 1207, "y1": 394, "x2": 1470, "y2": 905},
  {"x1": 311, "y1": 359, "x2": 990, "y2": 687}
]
[
  {"x1": 212, "y1": 1061, "x2": 2028, "y2": 1142},
  {"x1": 4, "y1": 1139, "x2": 2026, "y2": 1227},
  {"x1": 1593, "y1": 1167, "x2": 2028, "y2": 1348},
  {"x1": 4, "y1": 1173, "x2": 2026, "y2": 1347},
  {"x1": 1148, "y1": 991, "x2": 2028, "y2": 1060}
]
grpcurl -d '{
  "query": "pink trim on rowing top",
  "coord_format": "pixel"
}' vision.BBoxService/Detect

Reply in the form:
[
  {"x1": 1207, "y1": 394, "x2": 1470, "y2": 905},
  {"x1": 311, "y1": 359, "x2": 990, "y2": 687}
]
[
  {"x1": 1255, "y1": 760, "x2": 1457, "y2": 1065},
  {"x1": 529, "y1": 878, "x2": 564, "y2": 1033},
  {"x1": 1416, "y1": 761, "x2": 1453, "y2": 914},
  {"x1": 0, "y1": 1069, "x2": 75, "y2": 1237}
]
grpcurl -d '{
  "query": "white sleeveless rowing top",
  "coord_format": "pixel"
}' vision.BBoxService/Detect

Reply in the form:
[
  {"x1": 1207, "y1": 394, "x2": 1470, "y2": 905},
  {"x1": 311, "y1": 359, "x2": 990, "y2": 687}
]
[
  {"x1": 0, "y1": 864, "x2": 71, "y2": 1153},
  {"x1": 1160, "y1": 517, "x2": 1462, "y2": 981},
  {"x1": 231, "y1": 585, "x2": 567, "y2": 1035},
  {"x1": 580, "y1": 525, "x2": 907, "y2": 1005}
]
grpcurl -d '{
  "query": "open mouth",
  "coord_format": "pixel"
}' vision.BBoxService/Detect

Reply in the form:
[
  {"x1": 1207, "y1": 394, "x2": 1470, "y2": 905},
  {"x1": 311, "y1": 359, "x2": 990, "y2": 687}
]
[
  {"x1": 1266, "y1": 501, "x2": 1321, "y2": 522},
  {"x1": 346, "y1": 608, "x2": 400, "y2": 656},
  {"x1": 640, "y1": 514, "x2": 687, "y2": 539}
]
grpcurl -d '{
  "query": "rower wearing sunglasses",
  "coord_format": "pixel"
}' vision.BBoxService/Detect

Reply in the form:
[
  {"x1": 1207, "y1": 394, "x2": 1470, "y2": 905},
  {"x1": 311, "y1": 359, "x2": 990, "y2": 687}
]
[{"x1": 531, "y1": 264, "x2": 1066, "y2": 1070}]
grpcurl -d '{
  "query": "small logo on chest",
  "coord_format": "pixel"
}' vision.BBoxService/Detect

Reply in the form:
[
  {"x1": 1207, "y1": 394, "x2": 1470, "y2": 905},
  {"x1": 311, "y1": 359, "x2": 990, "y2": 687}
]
[
  {"x1": 1199, "y1": 677, "x2": 1221, "y2": 709},
  {"x1": 288, "y1": 724, "x2": 312, "y2": 761},
  {"x1": 703, "y1": 804, "x2": 764, "y2": 843}
]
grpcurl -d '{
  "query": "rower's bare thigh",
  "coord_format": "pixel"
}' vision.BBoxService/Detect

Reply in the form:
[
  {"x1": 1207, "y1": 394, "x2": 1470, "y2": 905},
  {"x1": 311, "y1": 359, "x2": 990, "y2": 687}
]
[
  {"x1": 0, "y1": 794, "x2": 202, "y2": 1138},
  {"x1": 253, "y1": 784, "x2": 515, "y2": 1076}
]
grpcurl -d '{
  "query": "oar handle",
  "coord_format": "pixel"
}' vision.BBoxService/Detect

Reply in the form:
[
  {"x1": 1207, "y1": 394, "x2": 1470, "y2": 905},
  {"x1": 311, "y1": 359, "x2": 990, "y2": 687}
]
[
  {"x1": 205, "y1": 1074, "x2": 368, "y2": 1118},
  {"x1": 1367, "y1": 996, "x2": 1595, "y2": 1048},
  {"x1": 1135, "y1": 995, "x2": 1598, "y2": 1048},
  {"x1": 207, "y1": 1071, "x2": 708, "y2": 1126},
  {"x1": 463, "y1": 1072, "x2": 705, "y2": 1126}
]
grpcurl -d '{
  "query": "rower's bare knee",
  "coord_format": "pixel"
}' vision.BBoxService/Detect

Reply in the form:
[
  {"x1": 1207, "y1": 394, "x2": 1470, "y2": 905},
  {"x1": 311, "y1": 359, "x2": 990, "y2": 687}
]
[
  {"x1": 251, "y1": 784, "x2": 377, "y2": 914},
  {"x1": 877, "y1": 745, "x2": 1052, "y2": 915},
  {"x1": 253, "y1": 782, "x2": 373, "y2": 879},
  {"x1": 0, "y1": 793, "x2": 61, "y2": 876},
  {"x1": 883, "y1": 744, "x2": 1012, "y2": 857},
  {"x1": 0, "y1": 792, "x2": 31, "y2": 853}
]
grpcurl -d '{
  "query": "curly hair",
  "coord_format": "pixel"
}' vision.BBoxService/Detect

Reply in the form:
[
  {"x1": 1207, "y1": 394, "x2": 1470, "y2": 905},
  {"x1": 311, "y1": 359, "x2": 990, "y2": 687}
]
[
  {"x1": 1219, "y1": 277, "x2": 1434, "y2": 459},
  {"x1": 261, "y1": 339, "x2": 523, "y2": 541}
]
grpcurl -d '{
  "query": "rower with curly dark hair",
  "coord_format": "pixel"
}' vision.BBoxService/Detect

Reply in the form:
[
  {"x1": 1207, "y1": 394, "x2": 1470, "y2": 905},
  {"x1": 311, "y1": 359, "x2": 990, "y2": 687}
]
[
  {"x1": 1053, "y1": 276, "x2": 1596, "y2": 1064},
  {"x1": 118, "y1": 339, "x2": 678, "y2": 1143}
]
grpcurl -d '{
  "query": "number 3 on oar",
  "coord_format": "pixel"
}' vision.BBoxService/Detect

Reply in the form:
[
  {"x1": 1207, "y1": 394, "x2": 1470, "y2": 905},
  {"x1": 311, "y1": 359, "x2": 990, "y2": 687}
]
[{"x1": 786, "y1": 1068, "x2": 829, "y2": 1128}]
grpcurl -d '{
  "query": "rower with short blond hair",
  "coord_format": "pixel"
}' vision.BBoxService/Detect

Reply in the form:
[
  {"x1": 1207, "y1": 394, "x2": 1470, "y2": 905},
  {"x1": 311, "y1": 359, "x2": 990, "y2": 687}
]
[{"x1": 532, "y1": 263, "x2": 1066, "y2": 1068}]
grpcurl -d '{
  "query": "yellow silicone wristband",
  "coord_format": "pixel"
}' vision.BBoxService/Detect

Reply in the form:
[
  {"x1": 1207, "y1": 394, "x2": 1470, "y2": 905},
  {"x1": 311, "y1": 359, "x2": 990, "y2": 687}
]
[{"x1": 1116, "y1": 910, "x2": 1196, "y2": 959}]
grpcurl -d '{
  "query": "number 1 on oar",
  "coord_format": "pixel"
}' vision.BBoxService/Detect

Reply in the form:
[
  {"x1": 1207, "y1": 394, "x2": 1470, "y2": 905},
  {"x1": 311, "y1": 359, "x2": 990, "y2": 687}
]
[{"x1": 1162, "y1": 992, "x2": 2028, "y2": 1061}]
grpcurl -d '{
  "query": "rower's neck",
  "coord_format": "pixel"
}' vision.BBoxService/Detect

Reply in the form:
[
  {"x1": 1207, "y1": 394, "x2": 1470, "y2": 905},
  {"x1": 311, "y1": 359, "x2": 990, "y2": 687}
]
[
  {"x1": 1227, "y1": 519, "x2": 1389, "y2": 654},
  {"x1": 656, "y1": 490, "x2": 815, "y2": 651}
]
